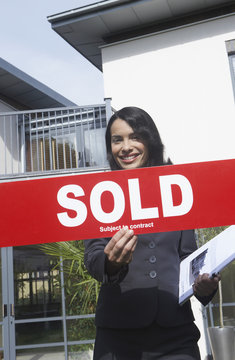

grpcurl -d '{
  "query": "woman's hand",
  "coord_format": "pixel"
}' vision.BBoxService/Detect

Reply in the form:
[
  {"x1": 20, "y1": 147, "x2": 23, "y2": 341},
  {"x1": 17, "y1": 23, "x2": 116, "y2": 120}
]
[
  {"x1": 193, "y1": 273, "x2": 220, "y2": 297},
  {"x1": 104, "y1": 226, "x2": 138, "y2": 275}
]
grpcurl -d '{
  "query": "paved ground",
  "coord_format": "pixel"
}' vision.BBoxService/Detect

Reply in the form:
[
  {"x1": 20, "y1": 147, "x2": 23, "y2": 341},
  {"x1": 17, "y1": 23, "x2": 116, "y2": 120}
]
[{"x1": 16, "y1": 351, "x2": 93, "y2": 360}]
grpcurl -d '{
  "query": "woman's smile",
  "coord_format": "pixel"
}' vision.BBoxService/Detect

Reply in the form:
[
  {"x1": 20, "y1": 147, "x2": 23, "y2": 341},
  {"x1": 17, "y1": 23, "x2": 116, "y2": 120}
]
[{"x1": 119, "y1": 153, "x2": 139, "y2": 162}]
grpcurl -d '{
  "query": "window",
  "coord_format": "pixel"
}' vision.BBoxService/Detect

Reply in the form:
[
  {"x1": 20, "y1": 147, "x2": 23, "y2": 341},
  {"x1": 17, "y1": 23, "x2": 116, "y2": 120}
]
[
  {"x1": 24, "y1": 107, "x2": 107, "y2": 173},
  {"x1": 0, "y1": 105, "x2": 108, "y2": 176},
  {"x1": 226, "y1": 39, "x2": 235, "y2": 100}
]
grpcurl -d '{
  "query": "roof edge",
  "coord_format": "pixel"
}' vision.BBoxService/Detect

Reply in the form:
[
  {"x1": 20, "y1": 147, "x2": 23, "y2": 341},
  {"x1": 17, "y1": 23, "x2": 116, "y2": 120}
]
[
  {"x1": 103, "y1": 3, "x2": 235, "y2": 44},
  {"x1": 0, "y1": 57, "x2": 77, "y2": 107},
  {"x1": 47, "y1": 0, "x2": 130, "y2": 23}
]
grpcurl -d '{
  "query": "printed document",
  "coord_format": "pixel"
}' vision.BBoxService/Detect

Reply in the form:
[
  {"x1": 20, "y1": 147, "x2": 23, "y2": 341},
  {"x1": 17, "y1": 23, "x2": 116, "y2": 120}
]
[{"x1": 179, "y1": 225, "x2": 235, "y2": 304}]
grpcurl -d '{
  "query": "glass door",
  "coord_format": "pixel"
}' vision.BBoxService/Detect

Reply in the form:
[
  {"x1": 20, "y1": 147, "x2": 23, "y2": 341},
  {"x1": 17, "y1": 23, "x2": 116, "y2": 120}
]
[
  {"x1": 1, "y1": 243, "x2": 95, "y2": 360},
  {"x1": 0, "y1": 248, "x2": 6, "y2": 359},
  {"x1": 1, "y1": 246, "x2": 65, "y2": 360},
  {"x1": 1, "y1": 247, "x2": 15, "y2": 360},
  {"x1": 13, "y1": 245, "x2": 65, "y2": 359}
]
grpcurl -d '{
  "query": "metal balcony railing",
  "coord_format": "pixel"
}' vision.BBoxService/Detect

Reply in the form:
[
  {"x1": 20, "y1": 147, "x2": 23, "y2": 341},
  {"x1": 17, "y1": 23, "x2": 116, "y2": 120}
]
[{"x1": 0, "y1": 102, "x2": 112, "y2": 178}]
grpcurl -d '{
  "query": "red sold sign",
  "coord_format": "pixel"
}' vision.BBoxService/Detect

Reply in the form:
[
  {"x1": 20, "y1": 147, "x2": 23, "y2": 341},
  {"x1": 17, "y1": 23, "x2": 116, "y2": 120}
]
[{"x1": 0, "y1": 159, "x2": 235, "y2": 247}]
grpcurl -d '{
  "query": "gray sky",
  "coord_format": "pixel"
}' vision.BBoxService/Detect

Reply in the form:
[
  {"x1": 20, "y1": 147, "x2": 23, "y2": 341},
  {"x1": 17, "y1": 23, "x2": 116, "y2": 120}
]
[{"x1": 0, "y1": 0, "x2": 104, "y2": 105}]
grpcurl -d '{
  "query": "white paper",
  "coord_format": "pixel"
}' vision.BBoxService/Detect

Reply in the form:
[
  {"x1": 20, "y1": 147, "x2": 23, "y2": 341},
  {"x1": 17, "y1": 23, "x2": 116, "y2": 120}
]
[{"x1": 179, "y1": 225, "x2": 235, "y2": 304}]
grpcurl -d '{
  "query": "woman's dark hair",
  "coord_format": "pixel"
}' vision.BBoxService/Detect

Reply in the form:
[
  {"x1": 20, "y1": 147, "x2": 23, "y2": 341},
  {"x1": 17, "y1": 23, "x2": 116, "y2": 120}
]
[{"x1": 105, "y1": 106, "x2": 171, "y2": 170}]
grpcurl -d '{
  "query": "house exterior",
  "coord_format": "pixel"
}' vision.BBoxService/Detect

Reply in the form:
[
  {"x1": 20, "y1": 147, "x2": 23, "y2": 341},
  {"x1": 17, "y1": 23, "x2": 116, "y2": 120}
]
[
  {"x1": 0, "y1": 57, "x2": 77, "y2": 175},
  {"x1": 48, "y1": 1, "x2": 235, "y2": 359},
  {"x1": 0, "y1": 58, "x2": 109, "y2": 359},
  {"x1": 0, "y1": 57, "x2": 111, "y2": 177},
  {"x1": 0, "y1": 57, "x2": 77, "y2": 111}
]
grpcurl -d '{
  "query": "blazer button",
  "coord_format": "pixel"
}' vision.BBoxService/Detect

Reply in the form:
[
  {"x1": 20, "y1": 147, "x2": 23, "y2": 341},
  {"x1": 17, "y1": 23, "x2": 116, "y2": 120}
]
[
  {"x1": 149, "y1": 255, "x2": 156, "y2": 263},
  {"x1": 149, "y1": 241, "x2": 155, "y2": 249},
  {"x1": 149, "y1": 270, "x2": 157, "y2": 279}
]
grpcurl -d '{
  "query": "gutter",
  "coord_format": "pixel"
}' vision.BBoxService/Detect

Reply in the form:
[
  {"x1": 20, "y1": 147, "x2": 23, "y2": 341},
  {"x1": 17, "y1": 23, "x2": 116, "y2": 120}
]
[{"x1": 47, "y1": 0, "x2": 131, "y2": 23}]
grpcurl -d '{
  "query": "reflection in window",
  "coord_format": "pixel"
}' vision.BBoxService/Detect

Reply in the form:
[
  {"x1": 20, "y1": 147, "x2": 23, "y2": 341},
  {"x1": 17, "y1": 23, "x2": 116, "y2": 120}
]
[
  {"x1": 226, "y1": 39, "x2": 235, "y2": 100},
  {"x1": 67, "y1": 318, "x2": 96, "y2": 342},
  {"x1": 26, "y1": 134, "x2": 78, "y2": 171},
  {"x1": 14, "y1": 246, "x2": 61, "y2": 320},
  {"x1": 15, "y1": 320, "x2": 63, "y2": 346}
]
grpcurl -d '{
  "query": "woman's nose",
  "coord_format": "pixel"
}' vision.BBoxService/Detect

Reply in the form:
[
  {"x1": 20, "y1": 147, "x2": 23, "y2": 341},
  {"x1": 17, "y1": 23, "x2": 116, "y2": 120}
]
[{"x1": 122, "y1": 139, "x2": 132, "y2": 152}]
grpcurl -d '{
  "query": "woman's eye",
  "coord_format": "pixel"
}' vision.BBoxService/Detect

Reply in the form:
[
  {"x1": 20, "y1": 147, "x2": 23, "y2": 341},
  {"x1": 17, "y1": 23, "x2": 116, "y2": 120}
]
[
  {"x1": 112, "y1": 137, "x2": 122, "y2": 143},
  {"x1": 131, "y1": 135, "x2": 140, "y2": 141}
]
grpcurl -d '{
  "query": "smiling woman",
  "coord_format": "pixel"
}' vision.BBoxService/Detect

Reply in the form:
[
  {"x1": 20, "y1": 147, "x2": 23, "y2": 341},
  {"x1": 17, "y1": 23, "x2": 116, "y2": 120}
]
[
  {"x1": 105, "y1": 106, "x2": 171, "y2": 170},
  {"x1": 84, "y1": 106, "x2": 220, "y2": 360}
]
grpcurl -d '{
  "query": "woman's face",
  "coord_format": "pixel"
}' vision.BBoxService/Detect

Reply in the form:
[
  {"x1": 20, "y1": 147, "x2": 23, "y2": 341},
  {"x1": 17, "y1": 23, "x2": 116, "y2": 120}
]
[{"x1": 110, "y1": 118, "x2": 149, "y2": 170}]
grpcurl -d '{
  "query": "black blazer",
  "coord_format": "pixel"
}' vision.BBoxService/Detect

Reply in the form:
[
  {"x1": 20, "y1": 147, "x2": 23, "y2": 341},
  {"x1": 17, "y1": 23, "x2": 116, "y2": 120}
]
[{"x1": 84, "y1": 230, "x2": 212, "y2": 329}]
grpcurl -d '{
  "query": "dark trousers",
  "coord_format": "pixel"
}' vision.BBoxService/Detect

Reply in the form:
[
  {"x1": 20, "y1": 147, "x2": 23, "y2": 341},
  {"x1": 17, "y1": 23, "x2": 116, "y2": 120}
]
[{"x1": 94, "y1": 322, "x2": 201, "y2": 360}]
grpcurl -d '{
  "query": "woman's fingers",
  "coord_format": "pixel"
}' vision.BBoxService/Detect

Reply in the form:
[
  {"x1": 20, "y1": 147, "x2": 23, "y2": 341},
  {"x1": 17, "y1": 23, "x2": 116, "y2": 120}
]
[
  {"x1": 118, "y1": 234, "x2": 138, "y2": 263},
  {"x1": 193, "y1": 273, "x2": 220, "y2": 297},
  {"x1": 104, "y1": 227, "x2": 138, "y2": 264},
  {"x1": 105, "y1": 226, "x2": 134, "y2": 254}
]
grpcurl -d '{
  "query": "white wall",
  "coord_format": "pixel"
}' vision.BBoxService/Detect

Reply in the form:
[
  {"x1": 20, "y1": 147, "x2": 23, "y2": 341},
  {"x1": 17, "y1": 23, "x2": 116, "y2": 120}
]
[{"x1": 102, "y1": 15, "x2": 235, "y2": 165}]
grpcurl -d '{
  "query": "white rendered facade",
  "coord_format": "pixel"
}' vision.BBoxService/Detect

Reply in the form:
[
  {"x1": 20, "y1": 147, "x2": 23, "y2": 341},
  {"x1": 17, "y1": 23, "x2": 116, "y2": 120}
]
[{"x1": 102, "y1": 14, "x2": 235, "y2": 165}]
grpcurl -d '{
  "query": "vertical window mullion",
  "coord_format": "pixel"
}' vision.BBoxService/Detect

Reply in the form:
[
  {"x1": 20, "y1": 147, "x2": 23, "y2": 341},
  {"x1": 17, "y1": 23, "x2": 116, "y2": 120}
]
[
  {"x1": 51, "y1": 113, "x2": 56, "y2": 170},
  {"x1": 60, "y1": 257, "x2": 68, "y2": 360},
  {"x1": 59, "y1": 110, "x2": 65, "y2": 169},
  {"x1": 40, "y1": 138, "x2": 43, "y2": 170},
  {"x1": 87, "y1": 110, "x2": 92, "y2": 167},
  {"x1": 22, "y1": 115, "x2": 26, "y2": 173},
  {"x1": 16, "y1": 114, "x2": 20, "y2": 173},
  {"x1": 80, "y1": 108, "x2": 85, "y2": 167},
  {"x1": 52, "y1": 138, "x2": 56, "y2": 170},
  {"x1": 208, "y1": 303, "x2": 214, "y2": 327},
  {"x1": 29, "y1": 114, "x2": 34, "y2": 172},
  {"x1": 10, "y1": 115, "x2": 13, "y2": 174},
  {"x1": 68, "y1": 110, "x2": 72, "y2": 169},
  {"x1": 226, "y1": 40, "x2": 235, "y2": 101},
  {"x1": 99, "y1": 106, "x2": 105, "y2": 166},
  {"x1": 48, "y1": 111, "x2": 53, "y2": 171},
  {"x1": 93, "y1": 107, "x2": 98, "y2": 167},
  {"x1": 62, "y1": 112, "x2": 66, "y2": 169},
  {"x1": 35, "y1": 112, "x2": 40, "y2": 172},
  {"x1": 42, "y1": 112, "x2": 46, "y2": 171},
  {"x1": 4, "y1": 115, "x2": 7, "y2": 174},
  {"x1": 229, "y1": 55, "x2": 235, "y2": 97},
  {"x1": 55, "y1": 112, "x2": 59, "y2": 170},
  {"x1": 74, "y1": 110, "x2": 78, "y2": 168}
]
